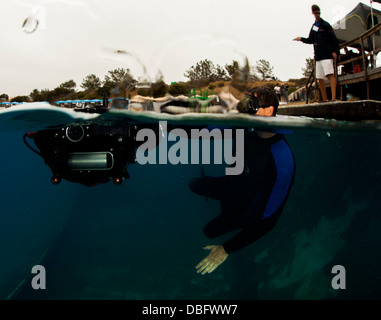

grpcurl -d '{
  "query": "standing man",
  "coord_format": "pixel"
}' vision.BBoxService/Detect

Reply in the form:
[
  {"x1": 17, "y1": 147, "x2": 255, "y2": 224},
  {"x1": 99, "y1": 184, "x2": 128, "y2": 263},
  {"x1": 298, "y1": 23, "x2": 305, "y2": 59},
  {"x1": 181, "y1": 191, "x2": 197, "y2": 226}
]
[
  {"x1": 189, "y1": 87, "x2": 295, "y2": 275},
  {"x1": 274, "y1": 83, "x2": 282, "y2": 102},
  {"x1": 294, "y1": 4, "x2": 340, "y2": 102}
]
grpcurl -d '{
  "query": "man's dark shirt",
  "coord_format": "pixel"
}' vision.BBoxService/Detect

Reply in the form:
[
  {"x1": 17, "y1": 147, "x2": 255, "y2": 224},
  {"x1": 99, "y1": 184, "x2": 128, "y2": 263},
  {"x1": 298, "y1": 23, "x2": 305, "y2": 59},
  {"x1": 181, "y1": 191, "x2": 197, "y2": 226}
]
[{"x1": 301, "y1": 18, "x2": 340, "y2": 61}]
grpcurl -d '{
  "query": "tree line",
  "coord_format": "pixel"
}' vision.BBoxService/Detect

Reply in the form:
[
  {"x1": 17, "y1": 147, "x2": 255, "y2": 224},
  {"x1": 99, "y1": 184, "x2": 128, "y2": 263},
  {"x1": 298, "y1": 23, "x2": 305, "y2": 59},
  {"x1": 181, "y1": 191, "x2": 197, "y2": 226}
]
[
  {"x1": 30, "y1": 68, "x2": 136, "y2": 103},
  {"x1": 1, "y1": 58, "x2": 314, "y2": 103},
  {"x1": 0, "y1": 68, "x2": 136, "y2": 104},
  {"x1": 184, "y1": 59, "x2": 276, "y2": 85}
]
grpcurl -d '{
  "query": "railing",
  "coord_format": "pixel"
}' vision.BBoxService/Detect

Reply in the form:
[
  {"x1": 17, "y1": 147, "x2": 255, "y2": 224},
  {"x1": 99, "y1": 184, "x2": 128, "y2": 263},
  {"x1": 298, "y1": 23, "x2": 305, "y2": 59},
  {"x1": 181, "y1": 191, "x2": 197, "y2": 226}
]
[
  {"x1": 337, "y1": 23, "x2": 381, "y2": 83},
  {"x1": 305, "y1": 63, "x2": 315, "y2": 104},
  {"x1": 305, "y1": 21, "x2": 381, "y2": 103}
]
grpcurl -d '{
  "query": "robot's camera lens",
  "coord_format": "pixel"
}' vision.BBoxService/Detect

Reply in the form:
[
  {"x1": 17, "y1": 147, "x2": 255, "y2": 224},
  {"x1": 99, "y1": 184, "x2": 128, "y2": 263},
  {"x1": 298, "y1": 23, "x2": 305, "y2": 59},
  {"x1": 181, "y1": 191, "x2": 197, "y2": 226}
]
[{"x1": 66, "y1": 125, "x2": 84, "y2": 142}]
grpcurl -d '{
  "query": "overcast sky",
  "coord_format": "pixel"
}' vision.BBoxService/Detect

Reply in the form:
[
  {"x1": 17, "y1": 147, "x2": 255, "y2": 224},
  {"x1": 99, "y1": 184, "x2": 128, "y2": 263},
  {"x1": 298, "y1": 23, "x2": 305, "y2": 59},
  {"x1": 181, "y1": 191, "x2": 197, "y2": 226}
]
[{"x1": 0, "y1": 0, "x2": 378, "y2": 97}]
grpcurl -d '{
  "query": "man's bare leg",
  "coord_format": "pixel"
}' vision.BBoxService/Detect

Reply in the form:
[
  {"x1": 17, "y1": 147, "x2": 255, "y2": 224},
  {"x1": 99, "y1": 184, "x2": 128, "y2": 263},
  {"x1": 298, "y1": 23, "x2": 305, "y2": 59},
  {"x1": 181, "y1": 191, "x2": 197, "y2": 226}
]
[
  {"x1": 318, "y1": 79, "x2": 328, "y2": 102},
  {"x1": 327, "y1": 74, "x2": 337, "y2": 100}
]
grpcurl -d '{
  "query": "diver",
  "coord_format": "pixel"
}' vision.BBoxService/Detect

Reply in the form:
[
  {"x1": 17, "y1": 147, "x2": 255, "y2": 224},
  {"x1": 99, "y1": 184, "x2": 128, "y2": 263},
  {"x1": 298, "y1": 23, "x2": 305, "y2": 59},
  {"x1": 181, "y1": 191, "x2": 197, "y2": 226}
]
[{"x1": 189, "y1": 87, "x2": 295, "y2": 275}]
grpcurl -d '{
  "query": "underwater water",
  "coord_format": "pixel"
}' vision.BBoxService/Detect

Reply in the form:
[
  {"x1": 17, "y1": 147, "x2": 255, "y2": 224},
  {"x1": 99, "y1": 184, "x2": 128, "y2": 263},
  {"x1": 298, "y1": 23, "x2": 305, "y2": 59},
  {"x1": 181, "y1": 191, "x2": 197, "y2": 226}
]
[
  {"x1": 0, "y1": 119, "x2": 380, "y2": 300},
  {"x1": 1, "y1": 0, "x2": 381, "y2": 301}
]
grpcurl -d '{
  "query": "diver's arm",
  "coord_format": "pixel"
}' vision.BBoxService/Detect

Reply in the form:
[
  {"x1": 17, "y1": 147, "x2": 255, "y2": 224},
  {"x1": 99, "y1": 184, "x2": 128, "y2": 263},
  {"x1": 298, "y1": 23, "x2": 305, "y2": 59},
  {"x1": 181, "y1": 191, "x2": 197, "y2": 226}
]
[
  {"x1": 195, "y1": 208, "x2": 280, "y2": 274},
  {"x1": 222, "y1": 213, "x2": 280, "y2": 254}
]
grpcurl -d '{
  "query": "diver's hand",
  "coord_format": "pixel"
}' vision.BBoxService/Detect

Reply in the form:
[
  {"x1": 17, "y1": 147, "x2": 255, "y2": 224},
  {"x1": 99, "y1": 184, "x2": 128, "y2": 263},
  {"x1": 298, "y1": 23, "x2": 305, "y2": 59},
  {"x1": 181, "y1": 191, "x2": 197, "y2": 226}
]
[
  {"x1": 293, "y1": 37, "x2": 301, "y2": 41},
  {"x1": 196, "y1": 245, "x2": 228, "y2": 275}
]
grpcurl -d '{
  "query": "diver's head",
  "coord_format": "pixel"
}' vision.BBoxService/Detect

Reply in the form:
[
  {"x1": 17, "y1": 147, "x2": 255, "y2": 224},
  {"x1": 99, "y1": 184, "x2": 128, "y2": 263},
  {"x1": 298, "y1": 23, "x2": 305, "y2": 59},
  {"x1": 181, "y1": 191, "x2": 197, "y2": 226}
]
[
  {"x1": 237, "y1": 86, "x2": 278, "y2": 116},
  {"x1": 250, "y1": 87, "x2": 279, "y2": 116}
]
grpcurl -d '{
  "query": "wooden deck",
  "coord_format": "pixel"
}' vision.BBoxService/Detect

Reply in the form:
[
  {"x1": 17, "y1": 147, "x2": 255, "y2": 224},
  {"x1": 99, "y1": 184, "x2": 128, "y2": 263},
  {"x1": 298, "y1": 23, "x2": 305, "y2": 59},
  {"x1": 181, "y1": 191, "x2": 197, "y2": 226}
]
[
  {"x1": 338, "y1": 66, "x2": 381, "y2": 85},
  {"x1": 277, "y1": 100, "x2": 381, "y2": 120},
  {"x1": 317, "y1": 66, "x2": 381, "y2": 101}
]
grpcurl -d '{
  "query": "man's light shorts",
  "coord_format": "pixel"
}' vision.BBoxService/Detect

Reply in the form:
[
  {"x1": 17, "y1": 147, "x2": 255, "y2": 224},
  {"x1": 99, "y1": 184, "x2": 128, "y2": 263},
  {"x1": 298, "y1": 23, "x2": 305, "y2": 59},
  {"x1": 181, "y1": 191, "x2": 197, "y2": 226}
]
[{"x1": 316, "y1": 59, "x2": 334, "y2": 79}]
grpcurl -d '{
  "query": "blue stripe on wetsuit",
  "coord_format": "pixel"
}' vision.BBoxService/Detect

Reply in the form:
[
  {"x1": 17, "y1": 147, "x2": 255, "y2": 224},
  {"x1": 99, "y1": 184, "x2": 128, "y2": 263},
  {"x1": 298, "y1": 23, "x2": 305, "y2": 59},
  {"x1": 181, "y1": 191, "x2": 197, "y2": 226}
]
[{"x1": 262, "y1": 139, "x2": 295, "y2": 219}]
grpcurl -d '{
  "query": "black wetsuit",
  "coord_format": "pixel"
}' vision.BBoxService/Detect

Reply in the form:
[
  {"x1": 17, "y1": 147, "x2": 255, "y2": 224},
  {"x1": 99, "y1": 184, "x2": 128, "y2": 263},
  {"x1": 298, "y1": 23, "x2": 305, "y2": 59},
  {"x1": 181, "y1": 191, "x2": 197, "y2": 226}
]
[
  {"x1": 189, "y1": 130, "x2": 295, "y2": 254},
  {"x1": 301, "y1": 18, "x2": 340, "y2": 61}
]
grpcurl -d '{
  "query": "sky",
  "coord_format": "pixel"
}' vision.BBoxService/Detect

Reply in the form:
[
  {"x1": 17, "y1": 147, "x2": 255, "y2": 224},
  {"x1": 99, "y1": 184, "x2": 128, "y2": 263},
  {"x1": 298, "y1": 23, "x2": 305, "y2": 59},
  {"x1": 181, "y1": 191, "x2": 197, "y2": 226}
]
[{"x1": 0, "y1": 0, "x2": 379, "y2": 97}]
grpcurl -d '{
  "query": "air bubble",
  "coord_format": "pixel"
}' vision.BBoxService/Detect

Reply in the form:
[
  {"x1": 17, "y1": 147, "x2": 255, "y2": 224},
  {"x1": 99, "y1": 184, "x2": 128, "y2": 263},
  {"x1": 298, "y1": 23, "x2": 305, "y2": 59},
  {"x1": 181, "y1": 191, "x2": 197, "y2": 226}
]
[
  {"x1": 99, "y1": 47, "x2": 156, "y2": 101},
  {"x1": 22, "y1": 14, "x2": 39, "y2": 34},
  {"x1": 21, "y1": 5, "x2": 46, "y2": 34},
  {"x1": 100, "y1": 47, "x2": 149, "y2": 78}
]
